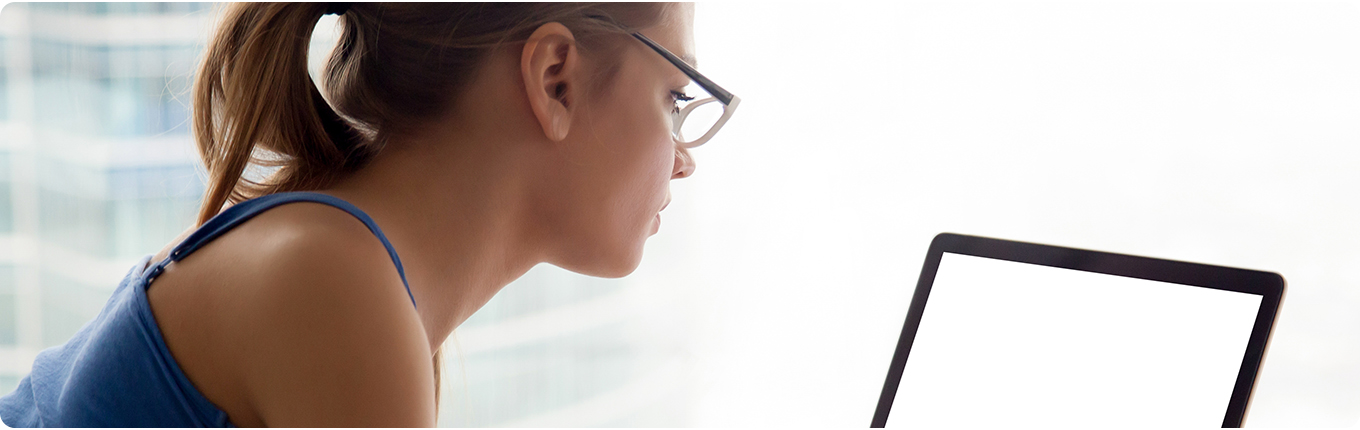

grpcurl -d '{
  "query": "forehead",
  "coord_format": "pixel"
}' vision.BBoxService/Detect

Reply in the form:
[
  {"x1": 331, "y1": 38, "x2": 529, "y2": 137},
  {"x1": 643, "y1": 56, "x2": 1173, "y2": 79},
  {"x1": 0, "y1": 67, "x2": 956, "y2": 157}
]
[{"x1": 636, "y1": 3, "x2": 696, "y2": 67}]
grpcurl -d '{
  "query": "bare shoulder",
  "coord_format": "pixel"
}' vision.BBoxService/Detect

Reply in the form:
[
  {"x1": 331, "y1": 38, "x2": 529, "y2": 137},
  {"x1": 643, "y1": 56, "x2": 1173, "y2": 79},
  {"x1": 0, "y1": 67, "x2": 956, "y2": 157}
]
[{"x1": 149, "y1": 201, "x2": 434, "y2": 427}]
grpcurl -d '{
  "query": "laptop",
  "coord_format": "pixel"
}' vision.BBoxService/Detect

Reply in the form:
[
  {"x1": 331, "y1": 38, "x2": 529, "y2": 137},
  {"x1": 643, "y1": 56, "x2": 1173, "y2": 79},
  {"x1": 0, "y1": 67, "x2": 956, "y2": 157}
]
[{"x1": 872, "y1": 233, "x2": 1284, "y2": 428}]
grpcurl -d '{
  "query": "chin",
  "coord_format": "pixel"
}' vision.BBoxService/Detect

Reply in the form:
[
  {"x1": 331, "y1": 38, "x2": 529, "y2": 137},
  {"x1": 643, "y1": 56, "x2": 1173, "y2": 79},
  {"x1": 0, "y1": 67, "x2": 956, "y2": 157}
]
[
  {"x1": 555, "y1": 255, "x2": 641, "y2": 279},
  {"x1": 552, "y1": 237, "x2": 648, "y2": 279},
  {"x1": 587, "y1": 261, "x2": 641, "y2": 279}
]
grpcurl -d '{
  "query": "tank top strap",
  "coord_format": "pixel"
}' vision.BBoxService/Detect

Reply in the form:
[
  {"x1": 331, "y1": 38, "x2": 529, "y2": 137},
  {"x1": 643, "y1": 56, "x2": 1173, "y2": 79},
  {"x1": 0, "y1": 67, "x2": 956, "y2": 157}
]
[{"x1": 155, "y1": 191, "x2": 417, "y2": 310}]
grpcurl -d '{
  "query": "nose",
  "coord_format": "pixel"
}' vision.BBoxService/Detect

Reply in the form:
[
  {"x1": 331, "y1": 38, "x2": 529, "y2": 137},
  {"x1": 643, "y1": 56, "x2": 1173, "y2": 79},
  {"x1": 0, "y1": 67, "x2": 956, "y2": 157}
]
[{"x1": 672, "y1": 146, "x2": 695, "y2": 179}]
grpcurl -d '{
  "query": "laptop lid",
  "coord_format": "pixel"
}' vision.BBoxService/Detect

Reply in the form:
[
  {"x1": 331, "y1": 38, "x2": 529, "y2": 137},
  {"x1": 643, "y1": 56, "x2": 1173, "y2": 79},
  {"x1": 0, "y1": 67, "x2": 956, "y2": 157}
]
[{"x1": 872, "y1": 233, "x2": 1284, "y2": 428}]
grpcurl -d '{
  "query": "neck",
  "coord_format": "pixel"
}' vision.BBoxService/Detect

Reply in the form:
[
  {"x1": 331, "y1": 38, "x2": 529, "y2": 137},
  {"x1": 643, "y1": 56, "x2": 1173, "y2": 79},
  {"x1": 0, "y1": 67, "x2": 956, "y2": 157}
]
[{"x1": 323, "y1": 131, "x2": 544, "y2": 354}]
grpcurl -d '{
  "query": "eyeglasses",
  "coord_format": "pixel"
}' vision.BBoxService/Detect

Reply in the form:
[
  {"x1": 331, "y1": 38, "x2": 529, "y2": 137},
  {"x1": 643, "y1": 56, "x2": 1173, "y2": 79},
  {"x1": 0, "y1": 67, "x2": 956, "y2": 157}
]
[{"x1": 632, "y1": 32, "x2": 740, "y2": 148}]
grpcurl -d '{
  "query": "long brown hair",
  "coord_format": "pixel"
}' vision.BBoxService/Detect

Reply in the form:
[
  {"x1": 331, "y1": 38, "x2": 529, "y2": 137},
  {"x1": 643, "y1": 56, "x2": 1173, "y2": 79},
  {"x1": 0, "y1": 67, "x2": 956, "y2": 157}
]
[{"x1": 191, "y1": 2, "x2": 667, "y2": 420}]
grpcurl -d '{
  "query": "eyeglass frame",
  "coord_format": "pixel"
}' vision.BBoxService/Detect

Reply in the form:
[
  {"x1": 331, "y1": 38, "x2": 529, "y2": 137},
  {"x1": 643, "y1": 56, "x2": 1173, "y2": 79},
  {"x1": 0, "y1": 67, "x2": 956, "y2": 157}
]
[{"x1": 631, "y1": 32, "x2": 740, "y2": 148}]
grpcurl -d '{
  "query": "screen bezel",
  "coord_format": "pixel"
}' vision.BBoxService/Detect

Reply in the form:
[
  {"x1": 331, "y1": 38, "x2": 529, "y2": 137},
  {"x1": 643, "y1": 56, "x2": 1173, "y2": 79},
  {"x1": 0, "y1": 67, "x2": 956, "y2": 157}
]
[{"x1": 870, "y1": 233, "x2": 1285, "y2": 428}]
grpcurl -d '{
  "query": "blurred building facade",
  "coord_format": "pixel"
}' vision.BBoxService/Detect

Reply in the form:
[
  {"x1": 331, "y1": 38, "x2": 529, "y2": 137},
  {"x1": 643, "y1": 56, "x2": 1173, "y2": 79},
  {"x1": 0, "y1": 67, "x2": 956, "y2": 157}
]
[
  {"x1": 0, "y1": 1, "x2": 213, "y2": 396},
  {"x1": 0, "y1": 3, "x2": 690, "y2": 426}
]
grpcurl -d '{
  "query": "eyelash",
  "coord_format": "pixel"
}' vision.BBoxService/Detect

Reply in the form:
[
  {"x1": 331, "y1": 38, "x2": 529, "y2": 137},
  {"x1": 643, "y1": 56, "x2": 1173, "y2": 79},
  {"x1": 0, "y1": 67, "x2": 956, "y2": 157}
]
[{"x1": 670, "y1": 91, "x2": 694, "y2": 113}]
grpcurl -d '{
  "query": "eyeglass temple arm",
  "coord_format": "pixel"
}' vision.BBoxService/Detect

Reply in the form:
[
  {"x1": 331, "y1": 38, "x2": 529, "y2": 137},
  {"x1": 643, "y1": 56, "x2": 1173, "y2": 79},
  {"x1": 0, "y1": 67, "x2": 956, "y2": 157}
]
[{"x1": 632, "y1": 33, "x2": 736, "y2": 105}]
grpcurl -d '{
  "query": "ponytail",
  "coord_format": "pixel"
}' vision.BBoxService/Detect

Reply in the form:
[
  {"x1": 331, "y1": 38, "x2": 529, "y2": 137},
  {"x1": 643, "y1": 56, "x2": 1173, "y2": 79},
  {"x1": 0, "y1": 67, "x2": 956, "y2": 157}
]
[{"x1": 192, "y1": 2, "x2": 366, "y2": 226}]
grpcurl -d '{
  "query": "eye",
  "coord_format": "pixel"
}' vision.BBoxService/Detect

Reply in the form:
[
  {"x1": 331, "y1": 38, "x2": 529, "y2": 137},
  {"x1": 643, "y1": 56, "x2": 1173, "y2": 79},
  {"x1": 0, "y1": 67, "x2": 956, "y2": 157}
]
[{"x1": 669, "y1": 90, "x2": 695, "y2": 113}]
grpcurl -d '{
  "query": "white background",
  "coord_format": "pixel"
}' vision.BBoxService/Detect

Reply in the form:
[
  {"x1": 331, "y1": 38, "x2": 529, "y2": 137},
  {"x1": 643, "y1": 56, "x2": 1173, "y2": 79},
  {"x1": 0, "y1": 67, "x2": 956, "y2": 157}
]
[
  {"x1": 889, "y1": 253, "x2": 1262, "y2": 427},
  {"x1": 662, "y1": 1, "x2": 1360, "y2": 427}
]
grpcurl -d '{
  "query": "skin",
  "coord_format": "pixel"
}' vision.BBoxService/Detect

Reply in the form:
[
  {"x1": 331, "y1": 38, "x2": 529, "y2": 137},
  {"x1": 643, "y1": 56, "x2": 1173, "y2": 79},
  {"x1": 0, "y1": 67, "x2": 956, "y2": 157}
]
[{"x1": 144, "y1": 4, "x2": 698, "y2": 427}]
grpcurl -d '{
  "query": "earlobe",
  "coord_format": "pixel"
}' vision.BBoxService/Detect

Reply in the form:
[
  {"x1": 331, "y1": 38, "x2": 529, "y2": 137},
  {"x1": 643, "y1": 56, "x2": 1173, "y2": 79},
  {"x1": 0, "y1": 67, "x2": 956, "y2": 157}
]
[
  {"x1": 521, "y1": 22, "x2": 578, "y2": 142},
  {"x1": 550, "y1": 109, "x2": 569, "y2": 141}
]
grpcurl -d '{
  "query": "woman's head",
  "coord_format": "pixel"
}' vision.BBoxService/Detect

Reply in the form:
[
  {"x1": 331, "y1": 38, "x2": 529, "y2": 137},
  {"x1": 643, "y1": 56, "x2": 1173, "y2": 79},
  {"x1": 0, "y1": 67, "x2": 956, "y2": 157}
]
[
  {"x1": 514, "y1": 6, "x2": 699, "y2": 277},
  {"x1": 193, "y1": 2, "x2": 699, "y2": 277}
]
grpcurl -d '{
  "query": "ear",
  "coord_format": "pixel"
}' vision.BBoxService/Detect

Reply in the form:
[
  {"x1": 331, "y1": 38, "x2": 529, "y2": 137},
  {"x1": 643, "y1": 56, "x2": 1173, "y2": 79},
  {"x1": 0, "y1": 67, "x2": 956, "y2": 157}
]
[{"x1": 521, "y1": 22, "x2": 579, "y2": 142}]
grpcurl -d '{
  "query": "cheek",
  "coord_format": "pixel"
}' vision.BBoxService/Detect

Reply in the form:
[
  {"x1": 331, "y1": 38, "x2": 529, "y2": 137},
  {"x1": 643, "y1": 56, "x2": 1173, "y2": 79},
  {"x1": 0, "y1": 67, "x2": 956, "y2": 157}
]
[
  {"x1": 635, "y1": 103, "x2": 678, "y2": 192},
  {"x1": 600, "y1": 92, "x2": 674, "y2": 221},
  {"x1": 611, "y1": 88, "x2": 675, "y2": 181},
  {"x1": 574, "y1": 68, "x2": 677, "y2": 227}
]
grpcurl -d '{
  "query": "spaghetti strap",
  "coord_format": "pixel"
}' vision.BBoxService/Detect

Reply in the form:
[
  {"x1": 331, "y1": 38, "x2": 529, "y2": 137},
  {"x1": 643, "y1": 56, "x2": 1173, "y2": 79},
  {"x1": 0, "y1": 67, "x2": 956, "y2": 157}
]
[{"x1": 152, "y1": 192, "x2": 416, "y2": 310}]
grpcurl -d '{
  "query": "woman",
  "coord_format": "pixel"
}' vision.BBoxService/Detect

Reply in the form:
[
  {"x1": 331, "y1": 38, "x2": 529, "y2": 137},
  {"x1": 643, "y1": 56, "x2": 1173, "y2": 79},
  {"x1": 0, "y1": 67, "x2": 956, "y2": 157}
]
[{"x1": 0, "y1": 2, "x2": 737, "y2": 427}]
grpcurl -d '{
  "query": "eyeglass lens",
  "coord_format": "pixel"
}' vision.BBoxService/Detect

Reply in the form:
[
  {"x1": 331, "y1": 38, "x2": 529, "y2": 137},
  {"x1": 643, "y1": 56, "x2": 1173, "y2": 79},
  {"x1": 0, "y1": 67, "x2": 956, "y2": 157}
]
[{"x1": 674, "y1": 83, "x2": 726, "y2": 144}]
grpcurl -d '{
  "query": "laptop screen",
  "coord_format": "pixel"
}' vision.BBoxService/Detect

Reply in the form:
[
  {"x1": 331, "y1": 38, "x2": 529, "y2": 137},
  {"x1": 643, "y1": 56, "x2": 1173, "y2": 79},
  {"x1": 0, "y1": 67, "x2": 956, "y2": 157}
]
[{"x1": 884, "y1": 252, "x2": 1264, "y2": 427}]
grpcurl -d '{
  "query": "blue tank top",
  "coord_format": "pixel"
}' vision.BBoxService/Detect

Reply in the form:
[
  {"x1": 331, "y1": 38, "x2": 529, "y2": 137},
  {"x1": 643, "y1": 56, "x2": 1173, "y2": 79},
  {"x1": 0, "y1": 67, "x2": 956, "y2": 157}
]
[{"x1": 0, "y1": 192, "x2": 416, "y2": 427}]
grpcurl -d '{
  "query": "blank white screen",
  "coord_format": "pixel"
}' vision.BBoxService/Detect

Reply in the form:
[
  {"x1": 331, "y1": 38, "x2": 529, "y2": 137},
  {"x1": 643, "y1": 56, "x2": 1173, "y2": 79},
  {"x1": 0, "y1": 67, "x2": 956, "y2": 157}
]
[{"x1": 886, "y1": 252, "x2": 1264, "y2": 427}]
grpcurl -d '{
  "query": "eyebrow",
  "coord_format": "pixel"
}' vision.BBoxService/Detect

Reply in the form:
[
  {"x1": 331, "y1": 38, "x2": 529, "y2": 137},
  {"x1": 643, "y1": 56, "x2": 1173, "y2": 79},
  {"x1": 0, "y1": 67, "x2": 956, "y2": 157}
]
[{"x1": 681, "y1": 54, "x2": 697, "y2": 68}]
